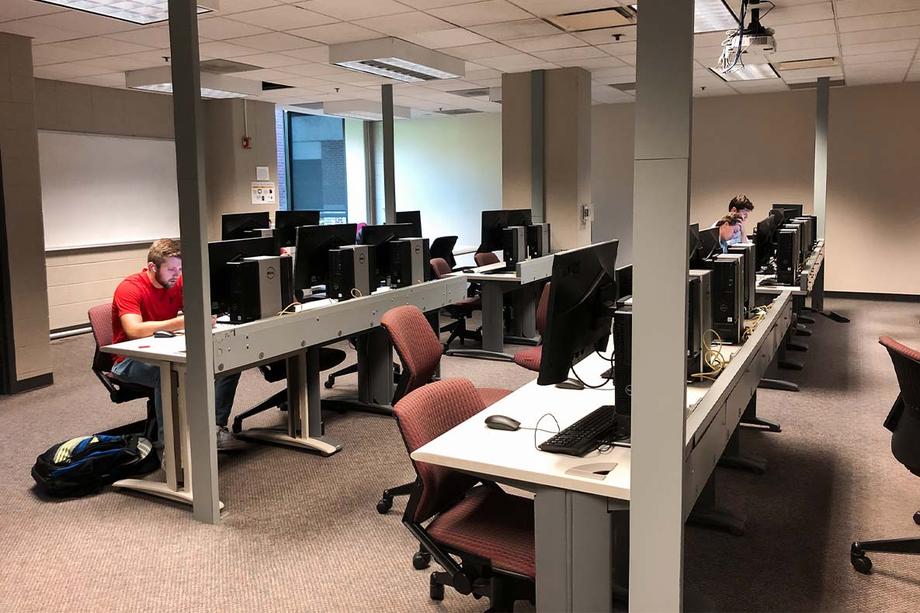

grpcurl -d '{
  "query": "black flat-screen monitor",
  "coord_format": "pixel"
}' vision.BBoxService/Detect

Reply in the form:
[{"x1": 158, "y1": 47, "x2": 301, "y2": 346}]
[
  {"x1": 754, "y1": 210, "x2": 785, "y2": 269},
  {"x1": 293, "y1": 223, "x2": 357, "y2": 294},
  {"x1": 221, "y1": 212, "x2": 271, "y2": 241},
  {"x1": 615, "y1": 264, "x2": 632, "y2": 301},
  {"x1": 208, "y1": 237, "x2": 277, "y2": 314},
  {"x1": 394, "y1": 211, "x2": 422, "y2": 238},
  {"x1": 275, "y1": 210, "x2": 320, "y2": 247},
  {"x1": 480, "y1": 209, "x2": 532, "y2": 252},
  {"x1": 537, "y1": 240, "x2": 619, "y2": 386},
  {"x1": 773, "y1": 204, "x2": 803, "y2": 219}
]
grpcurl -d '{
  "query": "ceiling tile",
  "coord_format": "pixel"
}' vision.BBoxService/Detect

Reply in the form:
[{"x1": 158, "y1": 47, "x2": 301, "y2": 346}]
[
  {"x1": 296, "y1": 0, "x2": 411, "y2": 20},
  {"x1": 31, "y1": 43, "x2": 100, "y2": 66},
  {"x1": 760, "y1": 2, "x2": 834, "y2": 26},
  {"x1": 199, "y1": 40, "x2": 268, "y2": 59},
  {"x1": 569, "y1": 56, "x2": 626, "y2": 70},
  {"x1": 233, "y1": 52, "x2": 307, "y2": 68},
  {"x1": 0, "y1": 19, "x2": 85, "y2": 44},
  {"x1": 778, "y1": 34, "x2": 840, "y2": 51},
  {"x1": 107, "y1": 26, "x2": 177, "y2": 48},
  {"x1": 225, "y1": 5, "x2": 338, "y2": 30},
  {"x1": 280, "y1": 45, "x2": 331, "y2": 62},
  {"x1": 843, "y1": 50, "x2": 915, "y2": 64},
  {"x1": 838, "y1": 10, "x2": 920, "y2": 33},
  {"x1": 574, "y1": 25, "x2": 635, "y2": 46},
  {"x1": 509, "y1": 0, "x2": 622, "y2": 17},
  {"x1": 596, "y1": 41, "x2": 637, "y2": 57},
  {"x1": 55, "y1": 37, "x2": 155, "y2": 57},
  {"x1": 227, "y1": 32, "x2": 322, "y2": 51},
  {"x1": 212, "y1": 0, "x2": 283, "y2": 13},
  {"x1": 839, "y1": 25, "x2": 920, "y2": 45},
  {"x1": 445, "y1": 41, "x2": 519, "y2": 59},
  {"x1": 476, "y1": 53, "x2": 557, "y2": 71},
  {"x1": 470, "y1": 19, "x2": 562, "y2": 41},
  {"x1": 767, "y1": 47, "x2": 840, "y2": 64},
  {"x1": 395, "y1": 0, "x2": 479, "y2": 8},
  {"x1": 354, "y1": 12, "x2": 455, "y2": 36},
  {"x1": 402, "y1": 28, "x2": 492, "y2": 48},
  {"x1": 835, "y1": 0, "x2": 920, "y2": 19},
  {"x1": 505, "y1": 33, "x2": 586, "y2": 52},
  {"x1": 23, "y1": 11, "x2": 137, "y2": 36},
  {"x1": 33, "y1": 62, "x2": 111, "y2": 79},
  {"x1": 0, "y1": 0, "x2": 66, "y2": 22},
  {"x1": 76, "y1": 54, "x2": 166, "y2": 72},
  {"x1": 277, "y1": 62, "x2": 343, "y2": 77},
  {"x1": 532, "y1": 45, "x2": 606, "y2": 62},
  {"x1": 842, "y1": 39, "x2": 920, "y2": 56},
  {"x1": 428, "y1": 1, "x2": 533, "y2": 27},
  {"x1": 197, "y1": 17, "x2": 273, "y2": 40},
  {"x1": 770, "y1": 20, "x2": 838, "y2": 39},
  {"x1": 288, "y1": 22, "x2": 382, "y2": 44}
]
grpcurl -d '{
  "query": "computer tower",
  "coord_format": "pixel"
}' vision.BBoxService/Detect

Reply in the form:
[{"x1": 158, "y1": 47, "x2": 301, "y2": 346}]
[
  {"x1": 788, "y1": 220, "x2": 809, "y2": 263},
  {"x1": 727, "y1": 243, "x2": 756, "y2": 315},
  {"x1": 709, "y1": 254, "x2": 744, "y2": 344},
  {"x1": 328, "y1": 244, "x2": 371, "y2": 301},
  {"x1": 527, "y1": 223, "x2": 551, "y2": 258},
  {"x1": 776, "y1": 227, "x2": 801, "y2": 285},
  {"x1": 226, "y1": 255, "x2": 283, "y2": 323},
  {"x1": 279, "y1": 254, "x2": 294, "y2": 309},
  {"x1": 688, "y1": 269, "x2": 712, "y2": 377},
  {"x1": 613, "y1": 307, "x2": 632, "y2": 415},
  {"x1": 793, "y1": 216, "x2": 814, "y2": 256},
  {"x1": 389, "y1": 237, "x2": 430, "y2": 288},
  {"x1": 502, "y1": 226, "x2": 528, "y2": 266}
]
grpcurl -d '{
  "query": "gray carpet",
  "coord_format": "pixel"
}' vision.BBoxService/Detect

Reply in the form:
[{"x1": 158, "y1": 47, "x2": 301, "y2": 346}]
[{"x1": 0, "y1": 300, "x2": 918, "y2": 612}]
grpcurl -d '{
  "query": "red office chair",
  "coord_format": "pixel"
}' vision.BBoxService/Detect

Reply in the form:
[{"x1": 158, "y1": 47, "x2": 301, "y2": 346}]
[
  {"x1": 474, "y1": 251, "x2": 501, "y2": 267},
  {"x1": 394, "y1": 378, "x2": 535, "y2": 611},
  {"x1": 512, "y1": 282, "x2": 551, "y2": 372},
  {"x1": 376, "y1": 305, "x2": 511, "y2": 514},
  {"x1": 850, "y1": 336, "x2": 920, "y2": 573},
  {"x1": 87, "y1": 304, "x2": 156, "y2": 440},
  {"x1": 430, "y1": 257, "x2": 482, "y2": 348}
]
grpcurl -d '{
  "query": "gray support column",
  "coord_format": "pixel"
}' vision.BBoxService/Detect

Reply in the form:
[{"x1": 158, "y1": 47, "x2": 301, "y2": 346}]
[
  {"x1": 630, "y1": 0, "x2": 694, "y2": 610},
  {"x1": 167, "y1": 0, "x2": 219, "y2": 524},
  {"x1": 381, "y1": 84, "x2": 396, "y2": 224},
  {"x1": 530, "y1": 70, "x2": 545, "y2": 223},
  {"x1": 813, "y1": 77, "x2": 829, "y2": 238},
  {"x1": 363, "y1": 121, "x2": 377, "y2": 224}
]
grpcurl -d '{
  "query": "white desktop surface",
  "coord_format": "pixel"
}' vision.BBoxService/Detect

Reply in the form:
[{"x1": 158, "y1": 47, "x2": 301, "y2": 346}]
[{"x1": 461, "y1": 261, "x2": 520, "y2": 283}]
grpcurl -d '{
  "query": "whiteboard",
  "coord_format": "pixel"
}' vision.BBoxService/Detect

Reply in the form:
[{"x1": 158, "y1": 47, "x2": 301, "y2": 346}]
[{"x1": 38, "y1": 131, "x2": 180, "y2": 250}]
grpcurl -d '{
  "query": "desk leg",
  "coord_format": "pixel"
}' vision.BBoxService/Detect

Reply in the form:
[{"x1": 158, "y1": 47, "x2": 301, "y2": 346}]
[
  {"x1": 112, "y1": 364, "x2": 211, "y2": 510},
  {"x1": 236, "y1": 351, "x2": 342, "y2": 455},
  {"x1": 739, "y1": 393, "x2": 781, "y2": 432},
  {"x1": 811, "y1": 262, "x2": 825, "y2": 313},
  {"x1": 357, "y1": 328, "x2": 394, "y2": 412},
  {"x1": 776, "y1": 327, "x2": 804, "y2": 372},
  {"x1": 509, "y1": 284, "x2": 537, "y2": 339},
  {"x1": 687, "y1": 473, "x2": 745, "y2": 536},
  {"x1": 718, "y1": 428, "x2": 768, "y2": 475},
  {"x1": 480, "y1": 283, "x2": 505, "y2": 353},
  {"x1": 535, "y1": 489, "x2": 618, "y2": 612}
]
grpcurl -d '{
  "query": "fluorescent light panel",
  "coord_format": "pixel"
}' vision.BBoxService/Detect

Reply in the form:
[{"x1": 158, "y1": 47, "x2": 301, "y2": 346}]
[
  {"x1": 330, "y1": 38, "x2": 464, "y2": 84},
  {"x1": 126, "y1": 66, "x2": 261, "y2": 99},
  {"x1": 323, "y1": 99, "x2": 411, "y2": 121},
  {"x1": 630, "y1": 1, "x2": 738, "y2": 34},
  {"x1": 711, "y1": 63, "x2": 780, "y2": 82},
  {"x1": 36, "y1": 0, "x2": 216, "y2": 25}
]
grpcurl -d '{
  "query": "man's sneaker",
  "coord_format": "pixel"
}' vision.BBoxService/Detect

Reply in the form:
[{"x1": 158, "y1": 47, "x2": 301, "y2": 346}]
[{"x1": 216, "y1": 426, "x2": 247, "y2": 451}]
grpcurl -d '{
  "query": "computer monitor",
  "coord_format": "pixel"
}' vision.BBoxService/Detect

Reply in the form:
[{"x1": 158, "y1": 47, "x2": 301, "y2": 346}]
[
  {"x1": 274, "y1": 210, "x2": 320, "y2": 247},
  {"x1": 754, "y1": 210, "x2": 784, "y2": 269},
  {"x1": 615, "y1": 264, "x2": 632, "y2": 301},
  {"x1": 221, "y1": 212, "x2": 270, "y2": 241},
  {"x1": 773, "y1": 204, "x2": 803, "y2": 219},
  {"x1": 692, "y1": 226, "x2": 721, "y2": 266},
  {"x1": 537, "y1": 240, "x2": 619, "y2": 387},
  {"x1": 479, "y1": 209, "x2": 532, "y2": 252},
  {"x1": 292, "y1": 223, "x2": 357, "y2": 294},
  {"x1": 394, "y1": 211, "x2": 422, "y2": 238},
  {"x1": 208, "y1": 236, "x2": 277, "y2": 314}
]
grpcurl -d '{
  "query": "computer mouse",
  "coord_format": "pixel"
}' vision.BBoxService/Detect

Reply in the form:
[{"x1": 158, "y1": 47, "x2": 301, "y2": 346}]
[
  {"x1": 484, "y1": 415, "x2": 521, "y2": 432},
  {"x1": 153, "y1": 330, "x2": 176, "y2": 338}
]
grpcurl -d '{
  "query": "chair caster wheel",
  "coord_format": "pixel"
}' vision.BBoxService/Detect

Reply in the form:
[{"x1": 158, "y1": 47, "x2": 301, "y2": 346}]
[
  {"x1": 851, "y1": 553, "x2": 872, "y2": 574},
  {"x1": 324, "y1": 377, "x2": 334, "y2": 389},
  {"x1": 231, "y1": 422, "x2": 242, "y2": 434},
  {"x1": 412, "y1": 551, "x2": 431, "y2": 570},
  {"x1": 376, "y1": 495, "x2": 393, "y2": 514},
  {"x1": 914, "y1": 511, "x2": 920, "y2": 526},
  {"x1": 429, "y1": 574, "x2": 445, "y2": 601}
]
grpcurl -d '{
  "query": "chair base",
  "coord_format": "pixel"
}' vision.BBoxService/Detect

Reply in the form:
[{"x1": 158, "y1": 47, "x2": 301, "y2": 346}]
[
  {"x1": 428, "y1": 564, "x2": 534, "y2": 613},
  {"x1": 377, "y1": 481, "x2": 414, "y2": 514},
  {"x1": 851, "y1": 536, "x2": 920, "y2": 574}
]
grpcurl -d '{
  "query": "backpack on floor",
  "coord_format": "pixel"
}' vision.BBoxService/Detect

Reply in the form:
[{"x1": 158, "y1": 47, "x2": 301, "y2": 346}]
[{"x1": 31, "y1": 434, "x2": 159, "y2": 498}]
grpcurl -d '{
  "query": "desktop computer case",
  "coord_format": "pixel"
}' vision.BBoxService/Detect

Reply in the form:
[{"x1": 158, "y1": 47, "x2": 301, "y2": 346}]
[
  {"x1": 328, "y1": 245, "x2": 371, "y2": 300},
  {"x1": 613, "y1": 307, "x2": 632, "y2": 415},
  {"x1": 527, "y1": 223, "x2": 551, "y2": 258},
  {"x1": 710, "y1": 254, "x2": 744, "y2": 344},
  {"x1": 688, "y1": 270, "x2": 712, "y2": 377},
  {"x1": 776, "y1": 228, "x2": 801, "y2": 285},
  {"x1": 227, "y1": 255, "x2": 283, "y2": 323},
  {"x1": 502, "y1": 226, "x2": 528, "y2": 266},
  {"x1": 389, "y1": 238, "x2": 430, "y2": 288},
  {"x1": 727, "y1": 243, "x2": 756, "y2": 315}
]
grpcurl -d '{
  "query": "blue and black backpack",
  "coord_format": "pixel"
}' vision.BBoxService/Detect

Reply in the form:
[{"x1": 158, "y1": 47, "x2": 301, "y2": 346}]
[{"x1": 31, "y1": 434, "x2": 159, "y2": 497}]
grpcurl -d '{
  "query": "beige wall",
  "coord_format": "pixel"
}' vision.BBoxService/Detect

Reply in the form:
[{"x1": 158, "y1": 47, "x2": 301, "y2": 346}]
[
  {"x1": 0, "y1": 33, "x2": 52, "y2": 385},
  {"x1": 591, "y1": 82, "x2": 920, "y2": 295},
  {"x1": 204, "y1": 99, "x2": 278, "y2": 241}
]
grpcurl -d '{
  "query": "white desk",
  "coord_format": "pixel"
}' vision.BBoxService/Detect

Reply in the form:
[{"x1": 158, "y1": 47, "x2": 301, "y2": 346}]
[
  {"x1": 455, "y1": 254, "x2": 555, "y2": 354},
  {"x1": 103, "y1": 276, "x2": 468, "y2": 514},
  {"x1": 413, "y1": 290, "x2": 793, "y2": 611}
]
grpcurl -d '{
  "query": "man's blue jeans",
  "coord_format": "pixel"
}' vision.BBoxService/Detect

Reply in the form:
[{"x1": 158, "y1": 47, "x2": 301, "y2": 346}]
[{"x1": 111, "y1": 358, "x2": 241, "y2": 443}]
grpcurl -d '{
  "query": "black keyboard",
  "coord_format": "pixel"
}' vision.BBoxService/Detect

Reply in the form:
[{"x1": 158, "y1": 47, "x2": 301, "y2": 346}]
[{"x1": 538, "y1": 406, "x2": 621, "y2": 457}]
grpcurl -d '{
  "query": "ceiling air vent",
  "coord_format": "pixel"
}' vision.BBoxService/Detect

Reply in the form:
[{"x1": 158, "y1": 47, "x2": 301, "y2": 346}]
[
  {"x1": 610, "y1": 82, "x2": 636, "y2": 93},
  {"x1": 450, "y1": 88, "x2": 491, "y2": 98},
  {"x1": 776, "y1": 57, "x2": 838, "y2": 71},
  {"x1": 546, "y1": 6, "x2": 636, "y2": 32},
  {"x1": 437, "y1": 109, "x2": 481, "y2": 116},
  {"x1": 200, "y1": 59, "x2": 262, "y2": 74}
]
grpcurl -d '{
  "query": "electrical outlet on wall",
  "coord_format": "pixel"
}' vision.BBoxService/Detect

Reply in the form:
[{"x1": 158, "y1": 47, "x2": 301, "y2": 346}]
[{"x1": 580, "y1": 203, "x2": 594, "y2": 227}]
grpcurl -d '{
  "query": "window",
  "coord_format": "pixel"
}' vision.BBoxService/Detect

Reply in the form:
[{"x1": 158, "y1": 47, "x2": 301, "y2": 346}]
[{"x1": 285, "y1": 112, "x2": 348, "y2": 224}]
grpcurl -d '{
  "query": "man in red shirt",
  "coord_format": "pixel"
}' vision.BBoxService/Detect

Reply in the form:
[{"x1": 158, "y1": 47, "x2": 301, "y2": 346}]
[{"x1": 110, "y1": 238, "x2": 244, "y2": 451}]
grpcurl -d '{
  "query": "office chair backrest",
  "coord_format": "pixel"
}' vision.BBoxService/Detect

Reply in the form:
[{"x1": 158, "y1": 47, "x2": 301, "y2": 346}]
[
  {"x1": 879, "y1": 336, "x2": 920, "y2": 474},
  {"x1": 536, "y1": 282, "x2": 551, "y2": 336},
  {"x1": 393, "y1": 378, "x2": 485, "y2": 523},
  {"x1": 430, "y1": 236, "x2": 458, "y2": 269},
  {"x1": 474, "y1": 251, "x2": 500, "y2": 267},
  {"x1": 429, "y1": 257, "x2": 452, "y2": 279},
  {"x1": 88, "y1": 303, "x2": 117, "y2": 373},
  {"x1": 381, "y1": 305, "x2": 443, "y2": 398}
]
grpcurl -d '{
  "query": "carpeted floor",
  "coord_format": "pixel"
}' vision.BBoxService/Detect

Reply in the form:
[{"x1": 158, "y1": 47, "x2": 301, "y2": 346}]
[{"x1": 0, "y1": 299, "x2": 918, "y2": 612}]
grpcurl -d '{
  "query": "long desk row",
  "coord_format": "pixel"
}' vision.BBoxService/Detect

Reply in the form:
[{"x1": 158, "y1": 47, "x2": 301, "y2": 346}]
[
  {"x1": 413, "y1": 289, "x2": 794, "y2": 612},
  {"x1": 102, "y1": 276, "x2": 468, "y2": 512}
]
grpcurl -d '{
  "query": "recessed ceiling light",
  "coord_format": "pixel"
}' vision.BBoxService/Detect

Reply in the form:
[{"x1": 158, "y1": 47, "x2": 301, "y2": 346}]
[
  {"x1": 330, "y1": 38, "x2": 464, "y2": 83},
  {"x1": 35, "y1": 0, "x2": 218, "y2": 26},
  {"x1": 629, "y1": 0, "x2": 739, "y2": 34},
  {"x1": 710, "y1": 63, "x2": 780, "y2": 82},
  {"x1": 322, "y1": 99, "x2": 411, "y2": 121},
  {"x1": 776, "y1": 57, "x2": 838, "y2": 71},
  {"x1": 126, "y1": 66, "x2": 261, "y2": 99}
]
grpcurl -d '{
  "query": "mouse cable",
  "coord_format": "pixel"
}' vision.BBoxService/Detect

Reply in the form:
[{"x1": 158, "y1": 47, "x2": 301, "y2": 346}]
[{"x1": 528, "y1": 413, "x2": 561, "y2": 451}]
